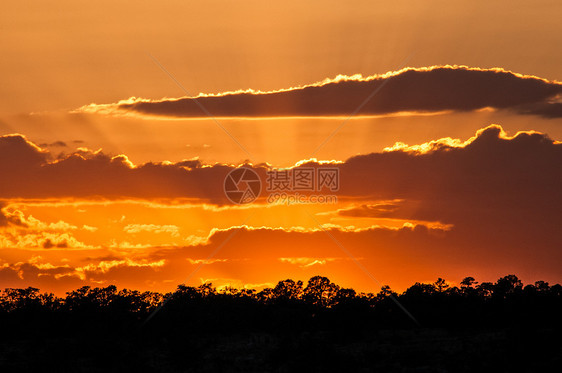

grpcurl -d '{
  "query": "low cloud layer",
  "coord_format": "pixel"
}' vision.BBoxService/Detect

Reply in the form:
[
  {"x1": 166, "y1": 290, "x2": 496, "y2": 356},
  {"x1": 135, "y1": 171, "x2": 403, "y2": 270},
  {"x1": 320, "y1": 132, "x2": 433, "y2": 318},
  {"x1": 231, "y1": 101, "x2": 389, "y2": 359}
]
[
  {"x1": 1, "y1": 221, "x2": 560, "y2": 295},
  {"x1": 78, "y1": 66, "x2": 562, "y2": 118}
]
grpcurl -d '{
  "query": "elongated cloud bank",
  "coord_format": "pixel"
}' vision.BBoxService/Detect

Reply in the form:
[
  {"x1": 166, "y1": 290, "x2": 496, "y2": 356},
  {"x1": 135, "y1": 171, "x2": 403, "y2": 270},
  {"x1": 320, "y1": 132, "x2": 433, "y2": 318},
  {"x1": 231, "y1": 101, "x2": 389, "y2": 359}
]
[
  {"x1": 1, "y1": 125, "x2": 561, "y2": 207},
  {"x1": 77, "y1": 66, "x2": 562, "y2": 118}
]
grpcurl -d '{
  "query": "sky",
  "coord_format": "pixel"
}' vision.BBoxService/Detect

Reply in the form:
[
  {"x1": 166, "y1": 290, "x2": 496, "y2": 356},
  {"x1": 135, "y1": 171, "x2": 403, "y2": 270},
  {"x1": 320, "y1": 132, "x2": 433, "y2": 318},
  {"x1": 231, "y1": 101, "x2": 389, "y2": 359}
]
[{"x1": 0, "y1": 1, "x2": 561, "y2": 295}]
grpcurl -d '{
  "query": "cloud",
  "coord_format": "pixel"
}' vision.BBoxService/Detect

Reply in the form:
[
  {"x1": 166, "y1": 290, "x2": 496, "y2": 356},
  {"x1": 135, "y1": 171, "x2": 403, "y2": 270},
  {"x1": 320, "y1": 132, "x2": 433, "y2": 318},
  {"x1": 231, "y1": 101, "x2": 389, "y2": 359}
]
[
  {"x1": 75, "y1": 258, "x2": 166, "y2": 276},
  {"x1": 76, "y1": 66, "x2": 562, "y2": 118},
  {"x1": 0, "y1": 255, "x2": 166, "y2": 291},
  {"x1": 0, "y1": 204, "x2": 27, "y2": 227},
  {"x1": 38, "y1": 141, "x2": 67, "y2": 148},
  {"x1": 339, "y1": 125, "x2": 562, "y2": 215},
  {"x1": 42, "y1": 239, "x2": 68, "y2": 249},
  {"x1": 0, "y1": 124, "x2": 561, "y2": 217},
  {"x1": 0, "y1": 207, "x2": 91, "y2": 249},
  {"x1": 0, "y1": 134, "x2": 49, "y2": 170},
  {"x1": 278, "y1": 257, "x2": 348, "y2": 268},
  {"x1": 0, "y1": 218, "x2": 560, "y2": 295},
  {"x1": 335, "y1": 203, "x2": 402, "y2": 218},
  {"x1": 0, "y1": 230, "x2": 90, "y2": 250},
  {"x1": 0, "y1": 133, "x2": 233, "y2": 203},
  {"x1": 123, "y1": 224, "x2": 180, "y2": 237},
  {"x1": 186, "y1": 258, "x2": 228, "y2": 265}
]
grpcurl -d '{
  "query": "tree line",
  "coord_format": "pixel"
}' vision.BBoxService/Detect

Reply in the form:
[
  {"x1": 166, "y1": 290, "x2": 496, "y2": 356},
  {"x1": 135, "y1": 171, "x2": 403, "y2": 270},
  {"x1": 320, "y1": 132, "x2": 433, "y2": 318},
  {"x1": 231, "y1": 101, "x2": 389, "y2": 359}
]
[
  {"x1": 1, "y1": 274, "x2": 560, "y2": 330},
  {"x1": 0, "y1": 274, "x2": 560, "y2": 372}
]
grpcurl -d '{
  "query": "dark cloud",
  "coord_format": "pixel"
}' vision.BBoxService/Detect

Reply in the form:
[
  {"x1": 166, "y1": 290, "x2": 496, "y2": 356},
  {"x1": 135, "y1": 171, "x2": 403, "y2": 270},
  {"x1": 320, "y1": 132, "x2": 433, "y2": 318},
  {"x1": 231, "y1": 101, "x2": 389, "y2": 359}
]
[
  {"x1": 337, "y1": 203, "x2": 401, "y2": 218},
  {"x1": 339, "y1": 125, "x2": 562, "y2": 221},
  {"x1": 0, "y1": 126, "x2": 561, "y2": 214},
  {"x1": 0, "y1": 134, "x2": 49, "y2": 170},
  {"x1": 0, "y1": 134, "x2": 235, "y2": 203},
  {"x1": 42, "y1": 239, "x2": 68, "y2": 249},
  {"x1": 0, "y1": 203, "x2": 27, "y2": 227},
  {"x1": 515, "y1": 102, "x2": 562, "y2": 119},
  {"x1": 0, "y1": 207, "x2": 8, "y2": 227},
  {"x1": 38, "y1": 141, "x2": 67, "y2": 148},
  {"x1": 82, "y1": 66, "x2": 562, "y2": 118}
]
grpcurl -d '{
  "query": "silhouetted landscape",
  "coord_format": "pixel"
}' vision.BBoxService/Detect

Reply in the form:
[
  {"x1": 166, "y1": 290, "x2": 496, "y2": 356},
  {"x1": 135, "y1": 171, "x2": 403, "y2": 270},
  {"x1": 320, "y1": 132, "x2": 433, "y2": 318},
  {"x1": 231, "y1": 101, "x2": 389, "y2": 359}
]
[{"x1": 0, "y1": 275, "x2": 560, "y2": 372}]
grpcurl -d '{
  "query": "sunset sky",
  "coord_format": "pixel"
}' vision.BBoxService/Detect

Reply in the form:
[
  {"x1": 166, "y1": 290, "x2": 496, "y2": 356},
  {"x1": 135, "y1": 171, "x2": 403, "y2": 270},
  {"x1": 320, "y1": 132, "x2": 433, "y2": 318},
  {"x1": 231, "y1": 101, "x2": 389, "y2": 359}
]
[{"x1": 1, "y1": 1, "x2": 561, "y2": 295}]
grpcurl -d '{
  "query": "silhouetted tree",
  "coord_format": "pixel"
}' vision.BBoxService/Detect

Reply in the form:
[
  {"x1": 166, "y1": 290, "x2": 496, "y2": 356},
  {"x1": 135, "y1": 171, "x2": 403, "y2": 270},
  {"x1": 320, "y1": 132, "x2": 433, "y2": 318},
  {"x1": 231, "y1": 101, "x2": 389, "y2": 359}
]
[
  {"x1": 494, "y1": 274, "x2": 523, "y2": 298},
  {"x1": 272, "y1": 279, "x2": 303, "y2": 302},
  {"x1": 256, "y1": 287, "x2": 274, "y2": 303},
  {"x1": 303, "y1": 276, "x2": 339, "y2": 307},
  {"x1": 197, "y1": 283, "x2": 216, "y2": 297},
  {"x1": 550, "y1": 284, "x2": 562, "y2": 297},
  {"x1": 460, "y1": 276, "x2": 478, "y2": 295},
  {"x1": 477, "y1": 282, "x2": 494, "y2": 297},
  {"x1": 404, "y1": 282, "x2": 436, "y2": 296},
  {"x1": 376, "y1": 285, "x2": 397, "y2": 301},
  {"x1": 434, "y1": 278, "x2": 449, "y2": 293},
  {"x1": 333, "y1": 287, "x2": 356, "y2": 306},
  {"x1": 534, "y1": 280, "x2": 550, "y2": 293},
  {"x1": 1, "y1": 287, "x2": 42, "y2": 311}
]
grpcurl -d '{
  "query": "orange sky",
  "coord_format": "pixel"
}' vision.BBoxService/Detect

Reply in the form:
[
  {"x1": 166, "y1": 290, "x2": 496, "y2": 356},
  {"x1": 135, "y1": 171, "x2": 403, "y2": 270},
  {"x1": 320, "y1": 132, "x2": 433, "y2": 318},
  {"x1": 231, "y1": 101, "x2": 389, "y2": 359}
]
[{"x1": 0, "y1": 1, "x2": 561, "y2": 296}]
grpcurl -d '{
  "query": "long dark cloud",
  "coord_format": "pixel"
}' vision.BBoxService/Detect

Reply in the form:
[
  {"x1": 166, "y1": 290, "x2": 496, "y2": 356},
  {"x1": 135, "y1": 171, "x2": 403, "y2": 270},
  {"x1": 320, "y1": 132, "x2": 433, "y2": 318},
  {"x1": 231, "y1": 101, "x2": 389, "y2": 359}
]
[
  {"x1": 79, "y1": 66, "x2": 562, "y2": 118},
  {"x1": 1, "y1": 126, "x2": 561, "y2": 208}
]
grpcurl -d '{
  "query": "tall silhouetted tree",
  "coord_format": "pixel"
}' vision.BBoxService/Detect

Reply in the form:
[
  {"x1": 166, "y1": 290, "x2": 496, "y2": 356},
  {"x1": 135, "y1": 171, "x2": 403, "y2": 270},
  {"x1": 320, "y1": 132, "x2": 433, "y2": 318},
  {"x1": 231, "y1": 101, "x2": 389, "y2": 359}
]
[
  {"x1": 494, "y1": 275, "x2": 523, "y2": 298},
  {"x1": 434, "y1": 278, "x2": 449, "y2": 293},
  {"x1": 303, "y1": 276, "x2": 340, "y2": 307},
  {"x1": 460, "y1": 276, "x2": 477, "y2": 288},
  {"x1": 376, "y1": 285, "x2": 397, "y2": 301},
  {"x1": 272, "y1": 279, "x2": 303, "y2": 302}
]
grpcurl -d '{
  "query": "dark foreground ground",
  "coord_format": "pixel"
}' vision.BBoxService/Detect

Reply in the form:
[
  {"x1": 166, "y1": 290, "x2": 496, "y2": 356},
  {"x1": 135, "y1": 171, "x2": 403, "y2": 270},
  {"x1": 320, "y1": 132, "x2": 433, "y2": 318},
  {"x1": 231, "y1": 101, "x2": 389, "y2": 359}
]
[
  {"x1": 1, "y1": 276, "x2": 560, "y2": 372},
  {"x1": 0, "y1": 326, "x2": 559, "y2": 372}
]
